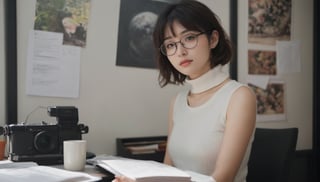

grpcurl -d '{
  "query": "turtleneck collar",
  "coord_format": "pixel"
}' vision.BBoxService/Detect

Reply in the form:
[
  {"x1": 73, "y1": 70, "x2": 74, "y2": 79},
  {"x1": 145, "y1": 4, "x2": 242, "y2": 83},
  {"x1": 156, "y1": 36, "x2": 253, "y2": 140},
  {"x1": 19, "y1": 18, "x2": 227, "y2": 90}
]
[{"x1": 186, "y1": 65, "x2": 229, "y2": 94}]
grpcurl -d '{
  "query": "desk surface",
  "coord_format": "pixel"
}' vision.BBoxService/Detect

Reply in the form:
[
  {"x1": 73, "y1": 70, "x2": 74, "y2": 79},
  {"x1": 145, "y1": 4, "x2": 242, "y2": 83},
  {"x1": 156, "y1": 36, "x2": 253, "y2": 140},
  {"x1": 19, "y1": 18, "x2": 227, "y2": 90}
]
[{"x1": 0, "y1": 159, "x2": 114, "y2": 182}]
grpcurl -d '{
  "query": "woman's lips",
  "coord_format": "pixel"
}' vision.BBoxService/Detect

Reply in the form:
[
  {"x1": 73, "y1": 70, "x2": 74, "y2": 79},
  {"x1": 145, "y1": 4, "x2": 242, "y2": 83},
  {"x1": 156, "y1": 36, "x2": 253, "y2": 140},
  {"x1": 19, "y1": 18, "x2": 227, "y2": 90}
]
[{"x1": 179, "y1": 59, "x2": 192, "y2": 67}]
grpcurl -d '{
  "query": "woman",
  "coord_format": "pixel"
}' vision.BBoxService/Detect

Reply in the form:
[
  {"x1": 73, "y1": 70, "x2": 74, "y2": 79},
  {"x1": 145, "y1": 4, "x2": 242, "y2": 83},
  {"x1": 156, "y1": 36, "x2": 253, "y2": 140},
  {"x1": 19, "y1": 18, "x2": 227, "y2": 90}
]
[{"x1": 114, "y1": 1, "x2": 256, "y2": 181}]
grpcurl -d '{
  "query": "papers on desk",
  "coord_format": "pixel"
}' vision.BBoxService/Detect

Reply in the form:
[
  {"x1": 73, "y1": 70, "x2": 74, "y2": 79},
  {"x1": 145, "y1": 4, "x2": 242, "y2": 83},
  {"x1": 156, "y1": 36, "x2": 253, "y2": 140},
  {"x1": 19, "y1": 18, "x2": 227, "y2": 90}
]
[
  {"x1": 0, "y1": 161, "x2": 38, "y2": 169},
  {"x1": 0, "y1": 161, "x2": 101, "y2": 182},
  {"x1": 98, "y1": 159, "x2": 192, "y2": 182}
]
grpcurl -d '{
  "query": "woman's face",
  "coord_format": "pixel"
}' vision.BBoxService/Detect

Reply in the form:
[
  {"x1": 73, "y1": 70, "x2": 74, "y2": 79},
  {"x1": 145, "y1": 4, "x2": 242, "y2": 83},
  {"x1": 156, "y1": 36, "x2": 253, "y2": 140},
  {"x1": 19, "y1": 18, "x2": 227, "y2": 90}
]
[{"x1": 163, "y1": 21, "x2": 218, "y2": 79}]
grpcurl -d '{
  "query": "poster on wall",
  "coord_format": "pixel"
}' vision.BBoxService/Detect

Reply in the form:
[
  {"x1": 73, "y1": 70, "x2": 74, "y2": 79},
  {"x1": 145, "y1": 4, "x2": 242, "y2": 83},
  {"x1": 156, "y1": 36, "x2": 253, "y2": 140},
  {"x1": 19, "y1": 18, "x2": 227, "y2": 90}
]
[
  {"x1": 248, "y1": 49, "x2": 277, "y2": 75},
  {"x1": 116, "y1": 0, "x2": 180, "y2": 69},
  {"x1": 34, "y1": 0, "x2": 91, "y2": 47},
  {"x1": 248, "y1": 0, "x2": 292, "y2": 45},
  {"x1": 26, "y1": 31, "x2": 81, "y2": 98},
  {"x1": 249, "y1": 80, "x2": 286, "y2": 122},
  {"x1": 243, "y1": 0, "x2": 293, "y2": 122}
]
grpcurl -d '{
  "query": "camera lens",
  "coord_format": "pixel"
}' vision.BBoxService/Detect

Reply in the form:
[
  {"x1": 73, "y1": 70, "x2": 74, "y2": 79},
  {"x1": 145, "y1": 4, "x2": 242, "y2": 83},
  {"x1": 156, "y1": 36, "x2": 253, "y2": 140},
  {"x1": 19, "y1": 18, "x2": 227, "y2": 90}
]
[{"x1": 34, "y1": 131, "x2": 58, "y2": 153}]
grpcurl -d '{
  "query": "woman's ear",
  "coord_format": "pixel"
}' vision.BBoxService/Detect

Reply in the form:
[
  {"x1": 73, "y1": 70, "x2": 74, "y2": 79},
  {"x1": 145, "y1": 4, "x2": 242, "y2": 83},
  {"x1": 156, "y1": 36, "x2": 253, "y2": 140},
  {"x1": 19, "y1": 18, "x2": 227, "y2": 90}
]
[{"x1": 209, "y1": 30, "x2": 219, "y2": 49}]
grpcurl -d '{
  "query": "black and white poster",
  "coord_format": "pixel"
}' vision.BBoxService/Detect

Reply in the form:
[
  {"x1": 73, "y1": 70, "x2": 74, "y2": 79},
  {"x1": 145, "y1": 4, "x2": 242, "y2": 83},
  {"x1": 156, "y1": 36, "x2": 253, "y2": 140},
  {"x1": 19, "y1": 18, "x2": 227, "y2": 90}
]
[{"x1": 116, "y1": 0, "x2": 180, "y2": 69}]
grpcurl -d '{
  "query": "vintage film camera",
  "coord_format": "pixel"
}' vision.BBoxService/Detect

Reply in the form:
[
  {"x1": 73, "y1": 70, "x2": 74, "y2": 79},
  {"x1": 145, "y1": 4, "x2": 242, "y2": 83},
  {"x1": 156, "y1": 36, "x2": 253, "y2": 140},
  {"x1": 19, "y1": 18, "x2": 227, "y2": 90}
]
[{"x1": 3, "y1": 106, "x2": 89, "y2": 164}]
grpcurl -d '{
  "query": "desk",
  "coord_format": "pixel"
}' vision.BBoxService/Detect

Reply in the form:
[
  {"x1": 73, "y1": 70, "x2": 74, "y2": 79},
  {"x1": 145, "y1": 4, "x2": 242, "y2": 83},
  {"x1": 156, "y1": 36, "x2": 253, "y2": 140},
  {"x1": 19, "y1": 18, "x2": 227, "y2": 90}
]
[{"x1": 0, "y1": 159, "x2": 115, "y2": 182}]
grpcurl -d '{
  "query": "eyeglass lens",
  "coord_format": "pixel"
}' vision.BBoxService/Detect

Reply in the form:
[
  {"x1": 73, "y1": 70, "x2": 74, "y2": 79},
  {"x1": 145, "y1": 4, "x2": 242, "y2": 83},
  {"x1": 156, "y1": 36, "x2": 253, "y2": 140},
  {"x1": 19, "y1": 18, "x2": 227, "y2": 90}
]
[{"x1": 160, "y1": 32, "x2": 205, "y2": 56}]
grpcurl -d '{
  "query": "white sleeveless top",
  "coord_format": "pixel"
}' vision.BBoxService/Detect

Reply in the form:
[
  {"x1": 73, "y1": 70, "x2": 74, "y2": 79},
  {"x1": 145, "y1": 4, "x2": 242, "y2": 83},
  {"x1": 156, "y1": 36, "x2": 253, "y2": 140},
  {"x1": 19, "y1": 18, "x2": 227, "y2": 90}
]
[{"x1": 168, "y1": 80, "x2": 253, "y2": 182}]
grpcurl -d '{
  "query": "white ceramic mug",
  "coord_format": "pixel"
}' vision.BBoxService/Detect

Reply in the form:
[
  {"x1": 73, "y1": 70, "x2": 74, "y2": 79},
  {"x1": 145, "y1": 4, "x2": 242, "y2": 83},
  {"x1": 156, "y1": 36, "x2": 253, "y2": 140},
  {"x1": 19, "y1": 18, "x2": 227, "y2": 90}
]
[{"x1": 63, "y1": 140, "x2": 87, "y2": 171}]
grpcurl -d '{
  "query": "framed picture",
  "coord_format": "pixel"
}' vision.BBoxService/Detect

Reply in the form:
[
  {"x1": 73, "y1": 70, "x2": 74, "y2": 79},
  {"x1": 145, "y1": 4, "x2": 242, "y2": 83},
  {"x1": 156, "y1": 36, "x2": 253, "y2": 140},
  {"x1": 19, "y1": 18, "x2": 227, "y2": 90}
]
[
  {"x1": 239, "y1": 0, "x2": 292, "y2": 76},
  {"x1": 237, "y1": 0, "x2": 293, "y2": 122}
]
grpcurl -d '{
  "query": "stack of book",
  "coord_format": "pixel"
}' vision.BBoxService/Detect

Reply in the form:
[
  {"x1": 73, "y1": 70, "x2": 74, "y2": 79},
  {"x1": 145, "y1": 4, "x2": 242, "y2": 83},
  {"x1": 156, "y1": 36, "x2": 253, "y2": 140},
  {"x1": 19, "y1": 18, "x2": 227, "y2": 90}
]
[
  {"x1": 116, "y1": 136, "x2": 167, "y2": 162},
  {"x1": 124, "y1": 140, "x2": 166, "y2": 155}
]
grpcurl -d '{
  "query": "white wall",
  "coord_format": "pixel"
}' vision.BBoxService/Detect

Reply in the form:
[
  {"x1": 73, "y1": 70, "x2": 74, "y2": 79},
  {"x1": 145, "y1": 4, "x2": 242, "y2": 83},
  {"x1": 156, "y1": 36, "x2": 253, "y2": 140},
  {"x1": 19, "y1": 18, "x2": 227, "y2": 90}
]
[
  {"x1": 0, "y1": 0, "x2": 6, "y2": 127},
  {"x1": 13, "y1": 0, "x2": 313, "y2": 156},
  {"x1": 238, "y1": 0, "x2": 313, "y2": 150},
  {"x1": 15, "y1": 0, "x2": 230, "y2": 155}
]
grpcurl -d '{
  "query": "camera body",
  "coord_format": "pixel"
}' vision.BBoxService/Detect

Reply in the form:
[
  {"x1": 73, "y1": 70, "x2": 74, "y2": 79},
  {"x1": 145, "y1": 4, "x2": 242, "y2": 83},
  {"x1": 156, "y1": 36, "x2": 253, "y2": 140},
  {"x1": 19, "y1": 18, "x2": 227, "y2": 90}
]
[{"x1": 3, "y1": 106, "x2": 88, "y2": 164}]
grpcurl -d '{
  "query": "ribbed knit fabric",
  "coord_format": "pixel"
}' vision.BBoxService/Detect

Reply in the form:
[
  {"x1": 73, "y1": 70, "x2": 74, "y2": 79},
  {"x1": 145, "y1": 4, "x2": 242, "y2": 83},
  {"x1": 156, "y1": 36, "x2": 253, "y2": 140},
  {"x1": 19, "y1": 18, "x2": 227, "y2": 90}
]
[
  {"x1": 185, "y1": 65, "x2": 229, "y2": 94},
  {"x1": 168, "y1": 80, "x2": 253, "y2": 182}
]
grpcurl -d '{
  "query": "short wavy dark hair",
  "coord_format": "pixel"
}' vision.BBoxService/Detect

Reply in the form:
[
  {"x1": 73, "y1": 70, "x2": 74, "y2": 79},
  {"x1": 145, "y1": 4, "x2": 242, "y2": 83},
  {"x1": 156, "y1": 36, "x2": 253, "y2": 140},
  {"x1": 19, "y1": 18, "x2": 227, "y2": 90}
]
[{"x1": 153, "y1": 0, "x2": 232, "y2": 87}]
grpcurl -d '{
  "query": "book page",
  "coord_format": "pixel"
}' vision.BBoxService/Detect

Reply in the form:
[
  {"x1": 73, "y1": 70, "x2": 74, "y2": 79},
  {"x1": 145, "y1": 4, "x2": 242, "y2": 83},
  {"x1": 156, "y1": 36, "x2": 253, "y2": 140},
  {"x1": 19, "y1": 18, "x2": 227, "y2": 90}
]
[
  {"x1": 185, "y1": 170, "x2": 215, "y2": 182},
  {"x1": 100, "y1": 159, "x2": 191, "y2": 180}
]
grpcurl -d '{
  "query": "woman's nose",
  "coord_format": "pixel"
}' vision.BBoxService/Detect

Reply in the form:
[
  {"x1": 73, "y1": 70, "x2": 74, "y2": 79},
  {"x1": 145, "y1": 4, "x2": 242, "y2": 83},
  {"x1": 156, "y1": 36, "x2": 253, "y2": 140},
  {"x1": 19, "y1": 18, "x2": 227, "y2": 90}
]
[{"x1": 176, "y1": 42, "x2": 187, "y2": 56}]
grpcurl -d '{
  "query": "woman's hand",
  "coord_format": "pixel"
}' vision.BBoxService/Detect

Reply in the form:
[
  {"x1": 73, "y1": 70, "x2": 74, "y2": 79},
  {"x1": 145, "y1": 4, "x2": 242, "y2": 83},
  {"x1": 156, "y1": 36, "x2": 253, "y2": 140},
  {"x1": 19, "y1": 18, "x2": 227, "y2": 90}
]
[{"x1": 112, "y1": 176, "x2": 136, "y2": 182}]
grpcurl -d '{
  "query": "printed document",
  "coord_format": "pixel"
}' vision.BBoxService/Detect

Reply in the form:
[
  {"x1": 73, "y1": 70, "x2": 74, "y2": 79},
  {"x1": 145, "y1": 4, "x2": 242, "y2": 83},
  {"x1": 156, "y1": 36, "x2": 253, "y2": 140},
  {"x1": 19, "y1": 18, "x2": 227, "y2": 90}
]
[{"x1": 26, "y1": 30, "x2": 80, "y2": 98}]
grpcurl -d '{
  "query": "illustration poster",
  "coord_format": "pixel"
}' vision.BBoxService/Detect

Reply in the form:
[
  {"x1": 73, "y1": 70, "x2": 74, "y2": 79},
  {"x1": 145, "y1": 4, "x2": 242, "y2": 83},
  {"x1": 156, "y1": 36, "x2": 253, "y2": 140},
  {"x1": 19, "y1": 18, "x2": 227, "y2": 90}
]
[
  {"x1": 249, "y1": 81, "x2": 286, "y2": 121},
  {"x1": 116, "y1": 0, "x2": 180, "y2": 69},
  {"x1": 34, "y1": 0, "x2": 91, "y2": 47},
  {"x1": 248, "y1": 49, "x2": 277, "y2": 75},
  {"x1": 248, "y1": 0, "x2": 291, "y2": 45}
]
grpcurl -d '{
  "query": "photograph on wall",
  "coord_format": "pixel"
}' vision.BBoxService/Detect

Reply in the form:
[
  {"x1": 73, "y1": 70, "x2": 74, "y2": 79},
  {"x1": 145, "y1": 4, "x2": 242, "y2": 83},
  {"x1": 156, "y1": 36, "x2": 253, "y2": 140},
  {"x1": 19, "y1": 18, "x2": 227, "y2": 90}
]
[
  {"x1": 248, "y1": 0, "x2": 291, "y2": 45},
  {"x1": 249, "y1": 80, "x2": 286, "y2": 122},
  {"x1": 116, "y1": 0, "x2": 180, "y2": 69},
  {"x1": 34, "y1": 0, "x2": 91, "y2": 47},
  {"x1": 248, "y1": 49, "x2": 277, "y2": 75}
]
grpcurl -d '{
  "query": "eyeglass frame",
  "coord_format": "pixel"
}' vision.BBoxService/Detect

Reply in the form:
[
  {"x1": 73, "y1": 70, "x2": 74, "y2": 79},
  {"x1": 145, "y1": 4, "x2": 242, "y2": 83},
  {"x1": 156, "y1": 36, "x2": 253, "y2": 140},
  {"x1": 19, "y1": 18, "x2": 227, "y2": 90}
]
[{"x1": 159, "y1": 30, "x2": 211, "y2": 56}]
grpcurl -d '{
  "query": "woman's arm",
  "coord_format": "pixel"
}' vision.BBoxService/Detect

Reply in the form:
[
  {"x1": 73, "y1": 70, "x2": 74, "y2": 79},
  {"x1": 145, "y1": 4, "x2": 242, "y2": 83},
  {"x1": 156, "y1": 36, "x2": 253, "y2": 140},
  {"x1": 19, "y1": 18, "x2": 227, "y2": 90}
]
[
  {"x1": 213, "y1": 86, "x2": 256, "y2": 182},
  {"x1": 163, "y1": 96, "x2": 176, "y2": 166}
]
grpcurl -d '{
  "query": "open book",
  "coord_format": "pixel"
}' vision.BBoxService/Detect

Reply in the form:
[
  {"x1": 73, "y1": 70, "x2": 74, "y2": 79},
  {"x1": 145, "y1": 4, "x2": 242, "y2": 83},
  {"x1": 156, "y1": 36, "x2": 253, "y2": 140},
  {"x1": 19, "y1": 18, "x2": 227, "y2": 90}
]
[{"x1": 98, "y1": 159, "x2": 192, "y2": 182}]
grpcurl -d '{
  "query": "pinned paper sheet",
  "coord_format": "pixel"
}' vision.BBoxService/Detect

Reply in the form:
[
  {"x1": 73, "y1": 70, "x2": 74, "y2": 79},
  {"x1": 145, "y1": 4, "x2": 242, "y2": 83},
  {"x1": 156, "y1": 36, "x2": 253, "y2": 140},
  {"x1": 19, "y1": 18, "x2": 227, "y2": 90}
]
[
  {"x1": 26, "y1": 30, "x2": 81, "y2": 98},
  {"x1": 276, "y1": 40, "x2": 301, "y2": 74},
  {"x1": 247, "y1": 75, "x2": 270, "y2": 90}
]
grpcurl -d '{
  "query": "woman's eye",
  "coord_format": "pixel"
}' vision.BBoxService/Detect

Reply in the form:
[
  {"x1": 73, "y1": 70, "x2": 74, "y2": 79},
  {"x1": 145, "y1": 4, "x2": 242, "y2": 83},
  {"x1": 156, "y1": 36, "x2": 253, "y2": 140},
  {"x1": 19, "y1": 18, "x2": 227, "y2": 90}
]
[
  {"x1": 166, "y1": 43, "x2": 175, "y2": 49},
  {"x1": 184, "y1": 35, "x2": 196, "y2": 42}
]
